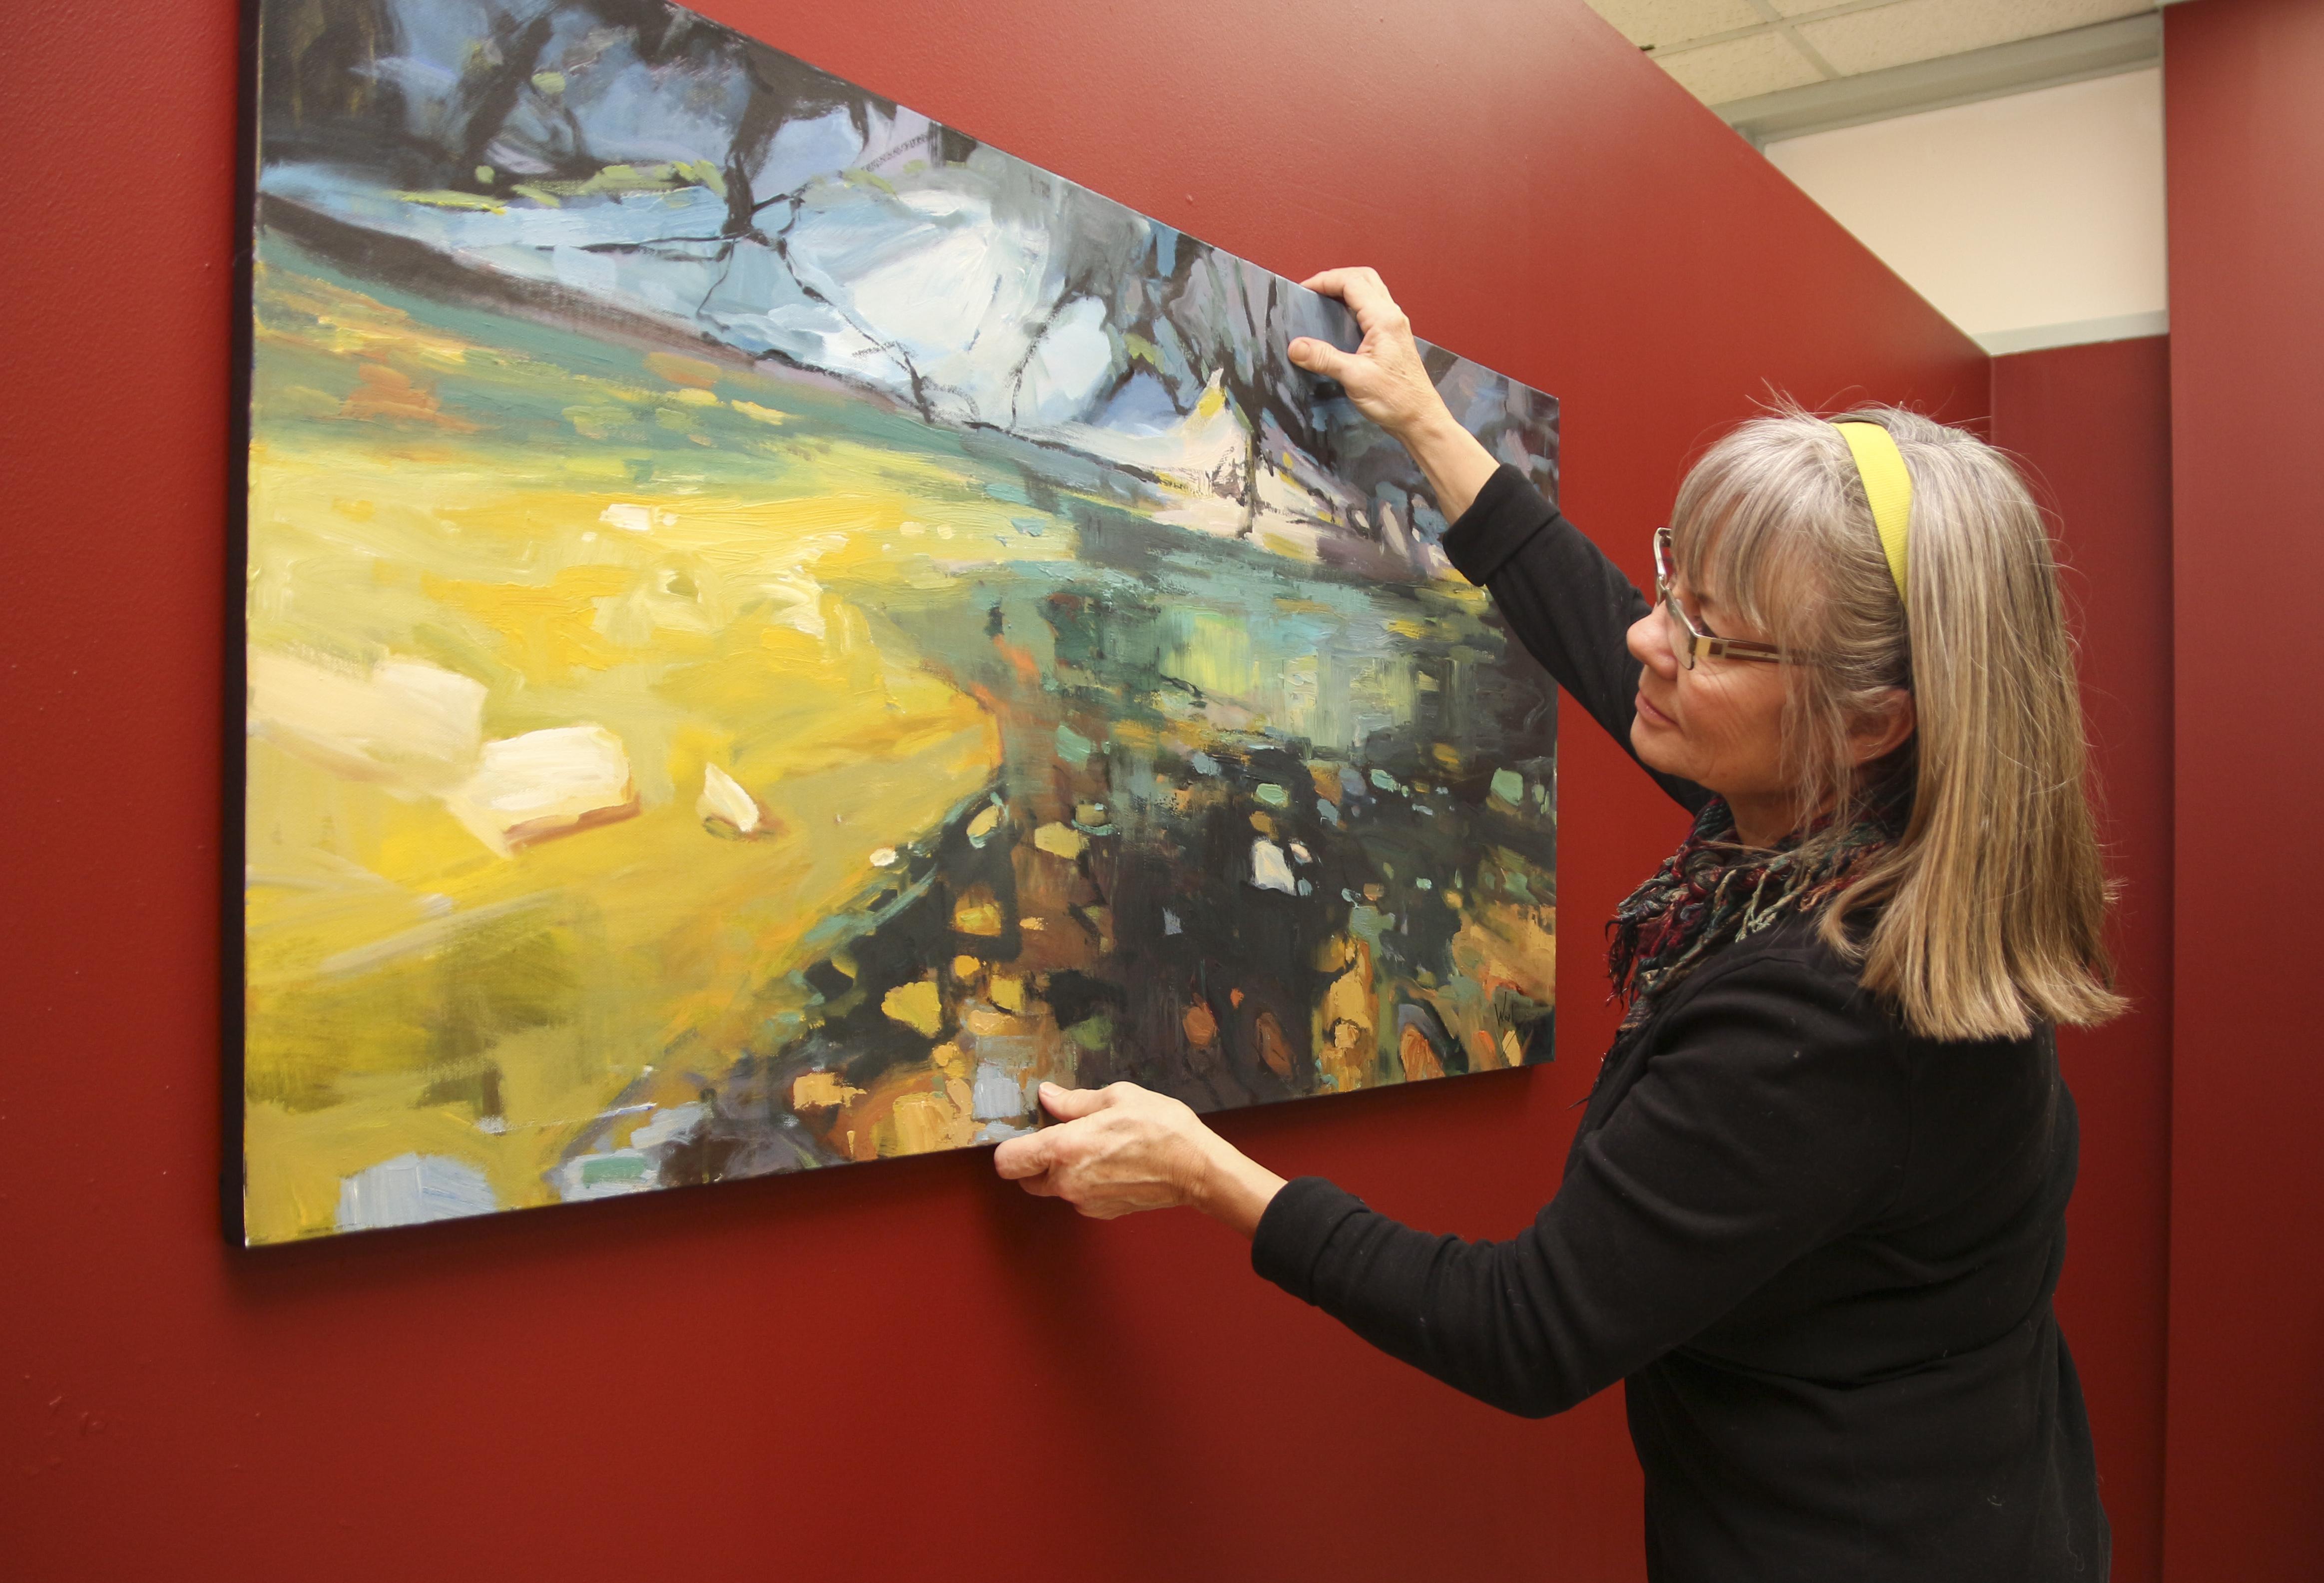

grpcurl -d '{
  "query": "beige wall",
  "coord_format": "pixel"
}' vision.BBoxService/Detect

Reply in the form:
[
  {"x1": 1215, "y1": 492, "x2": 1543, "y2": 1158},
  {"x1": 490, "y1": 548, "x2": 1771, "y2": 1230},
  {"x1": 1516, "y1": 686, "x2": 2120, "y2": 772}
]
[{"x1": 1765, "y1": 67, "x2": 2166, "y2": 353}]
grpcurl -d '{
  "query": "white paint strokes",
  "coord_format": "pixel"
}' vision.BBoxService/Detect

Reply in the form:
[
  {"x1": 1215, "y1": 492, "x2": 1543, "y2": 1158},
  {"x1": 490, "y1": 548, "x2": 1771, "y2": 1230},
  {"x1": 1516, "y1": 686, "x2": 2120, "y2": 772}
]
[
  {"x1": 248, "y1": 650, "x2": 485, "y2": 785},
  {"x1": 1249, "y1": 838, "x2": 1297, "y2": 895},
  {"x1": 335, "y1": 1152, "x2": 496, "y2": 1232},
  {"x1": 628, "y1": 1101, "x2": 706, "y2": 1150},
  {"x1": 836, "y1": 220, "x2": 1029, "y2": 388},
  {"x1": 1015, "y1": 296, "x2": 1116, "y2": 424},
  {"x1": 444, "y1": 724, "x2": 636, "y2": 856},
  {"x1": 598, "y1": 502, "x2": 674, "y2": 532},
  {"x1": 970, "y1": 1060, "x2": 1032, "y2": 1121},
  {"x1": 696, "y1": 762, "x2": 763, "y2": 833}
]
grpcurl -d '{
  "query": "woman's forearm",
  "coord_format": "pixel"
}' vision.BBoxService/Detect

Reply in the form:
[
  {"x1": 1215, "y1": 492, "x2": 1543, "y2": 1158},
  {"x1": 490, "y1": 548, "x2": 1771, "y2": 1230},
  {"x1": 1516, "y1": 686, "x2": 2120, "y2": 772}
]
[
  {"x1": 1191, "y1": 1140, "x2": 1289, "y2": 1239},
  {"x1": 1398, "y1": 407, "x2": 1502, "y2": 523}
]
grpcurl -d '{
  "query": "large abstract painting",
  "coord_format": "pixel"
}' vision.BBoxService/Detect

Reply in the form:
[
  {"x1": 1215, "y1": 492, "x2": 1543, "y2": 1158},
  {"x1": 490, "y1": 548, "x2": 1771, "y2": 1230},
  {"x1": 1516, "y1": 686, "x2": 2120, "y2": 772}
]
[{"x1": 236, "y1": 0, "x2": 1560, "y2": 1244}]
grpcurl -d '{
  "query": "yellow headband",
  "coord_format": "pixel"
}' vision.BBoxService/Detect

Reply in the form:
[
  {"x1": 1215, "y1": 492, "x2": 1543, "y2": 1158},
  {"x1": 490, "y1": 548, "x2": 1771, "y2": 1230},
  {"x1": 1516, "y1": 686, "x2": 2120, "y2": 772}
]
[{"x1": 1834, "y1": 421, "x2": 1910, "y2": 601}]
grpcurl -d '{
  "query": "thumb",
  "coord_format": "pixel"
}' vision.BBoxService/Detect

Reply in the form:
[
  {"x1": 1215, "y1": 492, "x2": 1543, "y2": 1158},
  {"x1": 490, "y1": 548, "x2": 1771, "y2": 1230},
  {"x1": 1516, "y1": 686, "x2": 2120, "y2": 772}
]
[
  {"x1": 1288, "y1": 337, "x2": 1360, "y2": 384},
  {"x1": 1036, "y1": 1081, "x2": 1114, "y2": 1121},
  {"x1": 992, "y1": 1131, "x2": 1052, "y2": 1180}
]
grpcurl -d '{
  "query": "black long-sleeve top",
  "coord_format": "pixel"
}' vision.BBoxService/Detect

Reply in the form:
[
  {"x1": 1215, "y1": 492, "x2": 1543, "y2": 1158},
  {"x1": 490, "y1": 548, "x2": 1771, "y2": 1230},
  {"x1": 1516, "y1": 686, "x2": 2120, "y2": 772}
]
[{"x1": 1252, "y1": 467, "x2": 2108, "y2": 1581}]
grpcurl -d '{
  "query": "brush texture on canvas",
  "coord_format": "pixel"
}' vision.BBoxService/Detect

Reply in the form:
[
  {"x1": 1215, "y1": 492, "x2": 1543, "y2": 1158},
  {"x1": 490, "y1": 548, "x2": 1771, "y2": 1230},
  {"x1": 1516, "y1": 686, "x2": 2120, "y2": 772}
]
[{"x1": 239, "y1": 0, "x2": 1561, "y2": 1243}]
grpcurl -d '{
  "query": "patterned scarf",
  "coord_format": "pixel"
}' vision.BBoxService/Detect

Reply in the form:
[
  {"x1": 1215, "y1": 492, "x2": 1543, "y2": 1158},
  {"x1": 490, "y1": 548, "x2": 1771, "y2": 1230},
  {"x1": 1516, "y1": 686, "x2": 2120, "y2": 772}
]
[{"x1": 1606, "y1": 790, "x2": 1903, "y2": 1034}]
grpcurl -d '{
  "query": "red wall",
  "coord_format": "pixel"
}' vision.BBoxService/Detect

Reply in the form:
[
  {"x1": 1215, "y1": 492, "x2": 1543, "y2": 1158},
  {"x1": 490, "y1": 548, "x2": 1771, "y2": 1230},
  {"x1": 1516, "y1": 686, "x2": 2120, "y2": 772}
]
[
  {"x1": 1992, "y1": 336, "x2": 2175, "y2": 1583},
  {"x1": 2162, "y1": 1, "x2": 2324, "y2": 1575},
  {"x1": 0, "y1": 2, "x2": 1985, "y2": 1578}
]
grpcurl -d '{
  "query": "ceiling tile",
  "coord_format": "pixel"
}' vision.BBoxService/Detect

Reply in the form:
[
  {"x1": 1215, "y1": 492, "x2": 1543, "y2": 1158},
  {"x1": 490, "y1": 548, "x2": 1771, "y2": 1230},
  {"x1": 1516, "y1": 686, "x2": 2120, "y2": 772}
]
[
  {"x1": 1586, "y1": 0, "x2": 1765, "y2": 51},
  {"x1": 1763, "y1": 0, "x2": 2146, "y2": 16},
  {"x1": 1796, "y1": 0, "x2": 2154, "y2": 77},
  {"x1": 1659, "y1": 31, "x2": 1829, "y2": 104}
]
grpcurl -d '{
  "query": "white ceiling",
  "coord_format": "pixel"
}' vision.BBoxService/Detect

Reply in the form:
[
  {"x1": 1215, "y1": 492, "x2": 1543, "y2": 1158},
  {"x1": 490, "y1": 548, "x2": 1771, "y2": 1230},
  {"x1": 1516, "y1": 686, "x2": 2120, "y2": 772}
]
[{"x1": 1586, "y1": 0, "x2": 2162, "y2": 109}]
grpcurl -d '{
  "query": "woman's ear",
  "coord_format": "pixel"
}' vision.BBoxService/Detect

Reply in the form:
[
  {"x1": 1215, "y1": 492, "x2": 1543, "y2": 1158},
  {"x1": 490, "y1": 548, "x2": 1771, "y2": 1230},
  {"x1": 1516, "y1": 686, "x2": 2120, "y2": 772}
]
[{"x1": 1849, "y1": 688, "x2": 1917, "y2": 767}]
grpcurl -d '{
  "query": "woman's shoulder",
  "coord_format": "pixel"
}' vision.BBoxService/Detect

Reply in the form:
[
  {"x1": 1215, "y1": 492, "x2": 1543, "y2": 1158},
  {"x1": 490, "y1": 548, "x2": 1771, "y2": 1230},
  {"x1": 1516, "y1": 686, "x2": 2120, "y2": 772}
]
[
  {"x1": 1659, "y1": 911, "x2": 2049, "y2": 1061},
  {"x1": 1658, "y1": 913, "x2": 1880, "y2": 1016}
]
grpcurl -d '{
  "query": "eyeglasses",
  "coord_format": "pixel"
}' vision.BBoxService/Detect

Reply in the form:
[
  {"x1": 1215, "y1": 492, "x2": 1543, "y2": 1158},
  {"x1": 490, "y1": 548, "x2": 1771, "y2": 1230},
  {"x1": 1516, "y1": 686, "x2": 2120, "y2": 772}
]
[{"x1": 1653, "y1": 526, "x2": 1787, "y2": 669}]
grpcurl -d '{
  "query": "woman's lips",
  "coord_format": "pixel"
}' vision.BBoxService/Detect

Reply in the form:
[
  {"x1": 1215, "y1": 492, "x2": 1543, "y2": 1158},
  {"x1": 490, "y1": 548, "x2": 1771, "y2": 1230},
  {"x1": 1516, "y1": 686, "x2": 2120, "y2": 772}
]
[{"x1": 1634, "y1": 689, "x2": 1674, "y2": 728}]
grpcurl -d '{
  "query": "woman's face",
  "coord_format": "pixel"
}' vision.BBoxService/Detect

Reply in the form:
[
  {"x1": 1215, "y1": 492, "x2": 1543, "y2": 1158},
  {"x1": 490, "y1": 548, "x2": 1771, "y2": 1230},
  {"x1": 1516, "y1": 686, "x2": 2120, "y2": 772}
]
[{"x1": 1626, "y1": 564, "x2": 1799, "y2": 840}]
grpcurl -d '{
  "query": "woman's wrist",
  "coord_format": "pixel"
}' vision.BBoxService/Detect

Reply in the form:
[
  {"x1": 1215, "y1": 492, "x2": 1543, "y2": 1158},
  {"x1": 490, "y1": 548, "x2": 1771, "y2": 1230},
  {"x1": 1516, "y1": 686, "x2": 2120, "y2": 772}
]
[
  {"x1": 1186, "y1": 1135, "x2": 1288, "y2": 1239},
  {"x1": 1397, "y1": 406, "x2": 1500, "y2": 523}
]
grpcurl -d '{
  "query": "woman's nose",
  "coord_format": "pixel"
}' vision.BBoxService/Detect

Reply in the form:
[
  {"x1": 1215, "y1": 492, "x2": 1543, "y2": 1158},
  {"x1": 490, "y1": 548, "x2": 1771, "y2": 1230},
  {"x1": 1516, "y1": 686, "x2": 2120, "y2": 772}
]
[{"x1": 1628, "y1": 608, "x2": 1676, "y2": 677}]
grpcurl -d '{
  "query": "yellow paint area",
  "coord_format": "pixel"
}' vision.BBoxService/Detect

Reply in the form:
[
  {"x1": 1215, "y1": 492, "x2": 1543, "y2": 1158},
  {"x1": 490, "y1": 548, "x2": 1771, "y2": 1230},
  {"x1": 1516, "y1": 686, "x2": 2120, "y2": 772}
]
[
  {"x1": 882, "y1": 979, "x2": 945, "y2": 1036},
  {"x1": 238, "y1": 253, "x2": 1070, "y2": 1242},
  {"x1": 1031, "y1": 822, "x2": 1085, "y2": 860}
]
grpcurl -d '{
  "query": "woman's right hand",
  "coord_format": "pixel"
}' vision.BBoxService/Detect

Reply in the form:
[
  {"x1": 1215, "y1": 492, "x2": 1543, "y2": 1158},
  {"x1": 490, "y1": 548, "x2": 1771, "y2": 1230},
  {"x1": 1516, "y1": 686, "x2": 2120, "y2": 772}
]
[
  {"x1": 1291, "y1": 268, "x2": 1501, "y2": 522},
  {"x1": 1288, "y1": 268, "x2": 1448, "y2": 438},
  {"x1": 992, "y1": 1081, "x2": 1287, "y2": 1236}
]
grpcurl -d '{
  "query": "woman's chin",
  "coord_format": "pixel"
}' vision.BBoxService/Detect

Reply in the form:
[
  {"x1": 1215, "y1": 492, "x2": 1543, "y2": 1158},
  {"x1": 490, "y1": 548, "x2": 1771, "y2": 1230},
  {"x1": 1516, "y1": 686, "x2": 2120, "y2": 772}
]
[{"x1": 1629, "y1": 723, "x2": 1688, "y2": 781}]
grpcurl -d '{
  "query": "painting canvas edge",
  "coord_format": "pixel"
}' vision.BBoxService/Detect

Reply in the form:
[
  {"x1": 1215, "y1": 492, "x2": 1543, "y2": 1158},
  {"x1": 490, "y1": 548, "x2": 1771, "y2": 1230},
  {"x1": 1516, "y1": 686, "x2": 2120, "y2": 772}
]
[{"x1": 226, "y1": 0, "x2": 265, "y2": 1249}]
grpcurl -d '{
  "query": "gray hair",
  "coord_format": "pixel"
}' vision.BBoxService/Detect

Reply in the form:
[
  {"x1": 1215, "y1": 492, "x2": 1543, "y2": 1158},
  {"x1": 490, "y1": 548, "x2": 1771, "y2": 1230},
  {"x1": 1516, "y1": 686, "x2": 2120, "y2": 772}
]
[{"x1": 1669, "y1": 403, "x2": 2122, "y2": 1041}]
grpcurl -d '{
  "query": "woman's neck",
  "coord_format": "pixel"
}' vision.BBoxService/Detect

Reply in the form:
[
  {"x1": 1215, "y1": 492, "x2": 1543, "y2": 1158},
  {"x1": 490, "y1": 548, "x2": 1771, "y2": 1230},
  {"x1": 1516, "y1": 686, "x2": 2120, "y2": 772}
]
[{"x1": 1726, "y1": 790, "x2": 1807, "y2": 850}]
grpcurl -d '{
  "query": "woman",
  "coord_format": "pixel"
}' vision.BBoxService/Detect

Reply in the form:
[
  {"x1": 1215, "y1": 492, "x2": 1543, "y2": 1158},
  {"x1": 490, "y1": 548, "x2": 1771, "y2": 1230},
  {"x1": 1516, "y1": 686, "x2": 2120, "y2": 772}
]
[{"x1": 993, "y1": 269, "x2": 2118, "y2": 1581}]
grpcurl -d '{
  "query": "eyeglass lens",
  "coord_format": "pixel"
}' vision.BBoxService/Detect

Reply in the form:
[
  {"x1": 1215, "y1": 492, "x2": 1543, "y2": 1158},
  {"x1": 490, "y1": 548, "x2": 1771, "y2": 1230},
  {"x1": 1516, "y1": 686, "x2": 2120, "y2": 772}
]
[
  {"x1": 1653, "y1": 530, "x2": 1699, "y2": 670},
  {"x1": 1664, "y1": 596, "x2": 1697, "y2": 669}
]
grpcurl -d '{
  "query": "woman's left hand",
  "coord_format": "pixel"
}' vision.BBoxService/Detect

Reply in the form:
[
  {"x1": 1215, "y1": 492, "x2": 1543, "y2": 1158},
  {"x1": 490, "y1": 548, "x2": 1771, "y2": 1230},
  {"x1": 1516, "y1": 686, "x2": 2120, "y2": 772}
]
[
  {"x1": 993, "y1": 1082, "x2": 1288, "y2": 1235},
  {"x1": 1288, "y1": 268, "x2": 1500, "y2": 521}
]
